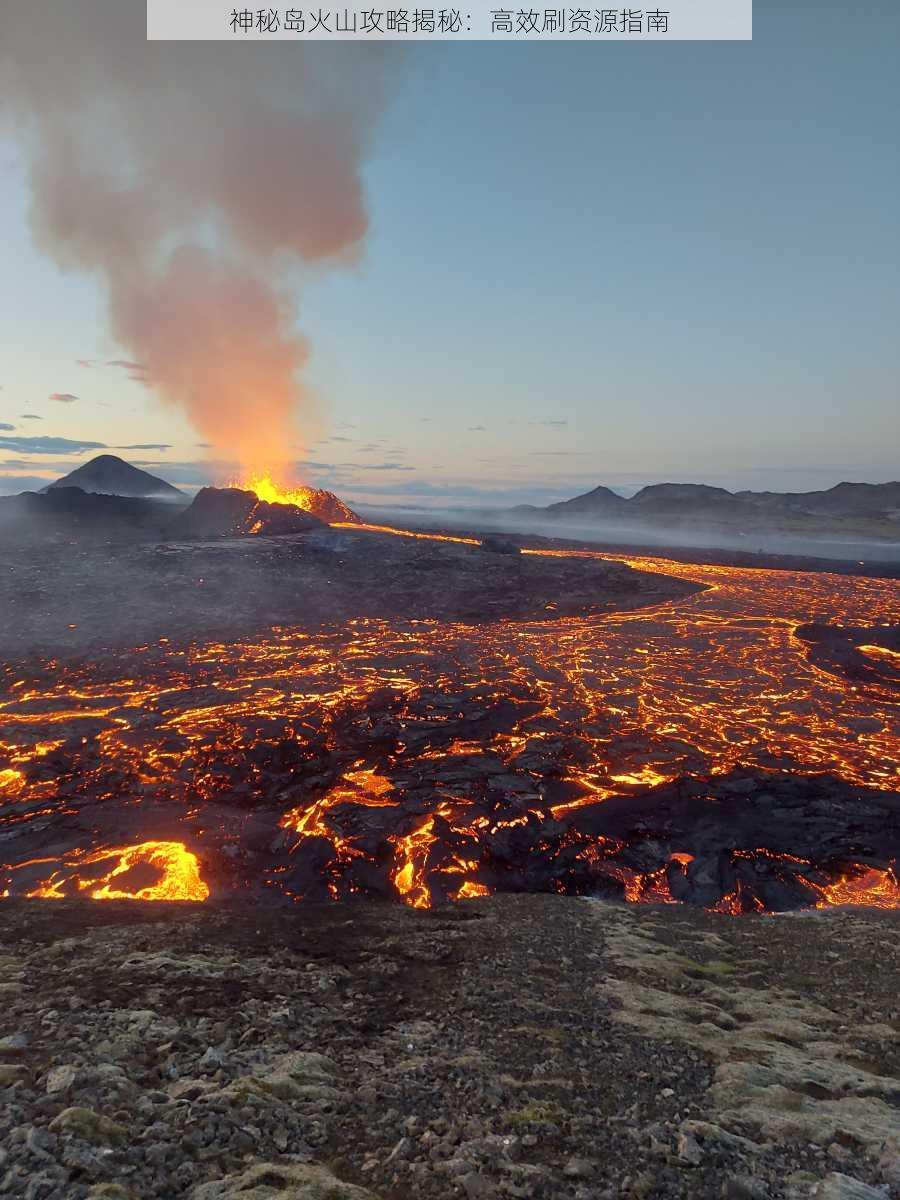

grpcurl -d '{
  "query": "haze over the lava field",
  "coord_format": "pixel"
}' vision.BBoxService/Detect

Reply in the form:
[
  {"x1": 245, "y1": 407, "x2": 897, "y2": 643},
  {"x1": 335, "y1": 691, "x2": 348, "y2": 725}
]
[{"x1": 1, "y1": 0, "x2": 899, "y2": 505}]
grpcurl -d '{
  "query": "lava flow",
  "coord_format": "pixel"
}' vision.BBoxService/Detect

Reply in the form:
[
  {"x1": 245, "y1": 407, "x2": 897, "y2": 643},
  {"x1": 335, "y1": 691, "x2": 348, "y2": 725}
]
[{"x1": 1, "y1": 535, "x2": 898, "y2": 913}]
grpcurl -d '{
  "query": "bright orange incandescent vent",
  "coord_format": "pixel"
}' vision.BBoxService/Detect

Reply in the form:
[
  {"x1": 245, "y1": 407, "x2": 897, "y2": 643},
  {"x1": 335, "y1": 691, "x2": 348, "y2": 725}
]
[
  {"x1": 25, "y1": 841, "x2": 209, "y2": 902},
  {"x1": 241, "y1": 472, "x2": 320, "y2": 511}
]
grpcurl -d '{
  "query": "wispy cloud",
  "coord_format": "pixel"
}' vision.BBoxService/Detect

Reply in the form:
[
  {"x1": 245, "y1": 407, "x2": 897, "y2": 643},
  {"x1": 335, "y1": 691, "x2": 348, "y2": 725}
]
[
  {"x1": 468, "y1": 425, "x2": 487, "y2": 432},
  {"x1": 348, "y1": 462, "x2": 415, "y2": 472},
  {"x1": 19, "y1": 414, "x2": 43, "y2": 420},
  {"x1": 76, "y1": 358, "x2": 95, "y2": 368},
  {"x1": 49, "y1": 392, "x2": 78, "y2": 404},
  {"x1": 116, "y1": 443, "x2": 172, "y2": 452},
  {"x1": 530, "y1": 419, "x2": 568, "y2": 427},
  {"x1": 107, "y1": 358, "x2": 153, "y2": 383},
  {"x1": 0, "y1": 423, "x2": 14, "y2": 432},
  {"x1": 0, "y1": 435, "x2": 107, "y2": 455}
]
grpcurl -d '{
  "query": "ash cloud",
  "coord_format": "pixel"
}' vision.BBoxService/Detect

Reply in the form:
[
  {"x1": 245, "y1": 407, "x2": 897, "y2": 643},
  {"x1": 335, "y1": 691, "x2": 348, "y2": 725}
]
[{"x1": 1, "y1": 1, "x2": 400, "y2": 478}]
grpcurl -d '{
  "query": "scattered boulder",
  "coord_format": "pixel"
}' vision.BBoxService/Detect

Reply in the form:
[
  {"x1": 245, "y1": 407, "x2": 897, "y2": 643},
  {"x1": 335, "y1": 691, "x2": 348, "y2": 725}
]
[
  {"x1": 189, "y1": 1162, "x2": 376, "y2": 1200},
  {"x1": 45, "y1": 1063, "x2": 77, "y2": 1095},
  {"x1": 811, "y1": 1175, "x2": 888, "y2": 1200},
  {"x1": 48, "y1": 1106, "x2": 128, "y2": 1147},
  {"x1": 478, "y1": 535, "x2": 520, "y2": 555}
]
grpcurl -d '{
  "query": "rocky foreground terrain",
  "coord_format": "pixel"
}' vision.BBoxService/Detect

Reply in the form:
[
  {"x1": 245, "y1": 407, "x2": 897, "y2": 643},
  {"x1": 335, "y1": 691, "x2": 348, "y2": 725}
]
[
  {"x1": 0, "y1": 896, "x2": 898, "y2": 1200},
  {"x1": 0, "y1": 527, "x2": 700, "y2": 663}
]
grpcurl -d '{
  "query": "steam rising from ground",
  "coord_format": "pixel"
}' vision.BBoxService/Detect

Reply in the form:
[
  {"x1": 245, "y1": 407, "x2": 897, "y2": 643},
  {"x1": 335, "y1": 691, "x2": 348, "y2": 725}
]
[
  {"x1": 358, "y1": 506, "x2": 900, "y2": 563},
  {"x1": 0, "y1": 1, "x2": 398, "y2": 476}
]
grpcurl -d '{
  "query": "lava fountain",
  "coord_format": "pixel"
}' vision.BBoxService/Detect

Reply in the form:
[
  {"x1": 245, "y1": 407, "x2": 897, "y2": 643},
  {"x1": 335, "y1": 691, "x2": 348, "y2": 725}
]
[{"x1": 233, "y1": 472, "x2": 359, "y2": 524}]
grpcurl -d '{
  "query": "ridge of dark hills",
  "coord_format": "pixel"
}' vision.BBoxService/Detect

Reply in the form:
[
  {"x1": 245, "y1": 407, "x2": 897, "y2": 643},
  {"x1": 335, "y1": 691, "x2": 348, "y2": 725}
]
[{"x1": 528, "y1": 478, "x2": 900, "y2": 535}]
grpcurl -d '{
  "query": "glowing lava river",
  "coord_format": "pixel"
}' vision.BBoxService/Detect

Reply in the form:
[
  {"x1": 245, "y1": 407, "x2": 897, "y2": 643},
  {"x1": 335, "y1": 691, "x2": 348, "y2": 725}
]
[{"x1": 1, "y1": 535, "x2": 898, "y2": 913}]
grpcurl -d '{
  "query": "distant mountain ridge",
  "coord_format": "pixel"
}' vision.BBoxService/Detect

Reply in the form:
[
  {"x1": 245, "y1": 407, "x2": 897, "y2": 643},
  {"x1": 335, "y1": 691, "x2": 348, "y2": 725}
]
[
  {"x1": 46, "y1": 454, "x2": 183, "y2": 499},
  {"x1": 517, "y1": 480, "x2": 900, "y2": 538}
]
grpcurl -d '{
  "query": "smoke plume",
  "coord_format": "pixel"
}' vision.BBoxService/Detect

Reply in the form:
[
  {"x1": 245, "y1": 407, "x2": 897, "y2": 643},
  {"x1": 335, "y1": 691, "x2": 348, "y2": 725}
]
[{"x1": 0, "y1": 1, "x2": 398, "y2": 477}]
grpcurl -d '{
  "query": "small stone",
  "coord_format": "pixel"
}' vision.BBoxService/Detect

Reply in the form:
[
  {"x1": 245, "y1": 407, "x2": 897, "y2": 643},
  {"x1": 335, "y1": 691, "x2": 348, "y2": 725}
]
[
  {"x1": 46, "y1": 1064, "x2": 77, "y2": 1095},
  {"x1": 0, "y1": 1033, "x2": 28, "y2": 1057},
  {"x1": 812, "y1": 1175, "x2": 887, "y2": 1200},
  {"x1": 564, "y1": 1158, "x2": 594, "y2": 1179},
  {"x1": 460, "y1": 1173, "x2": 494, "y2": 1200},
  {"x1": 385, "y1": 1136, "x2": 413, "y2": 1163},
  {"x1": 677, "y1": 1132, "x2": 703, "y2": 1166},
  {"x1": 49, "y1": 1106, "x2": 127, "y2": 1148},
  {"x1": 25, "y1": 1126, "x2": 56, "y2": 1159},
  {"x1": 199, "y1": 1047, "x2": 226, "y2": 1072},
  {"x1": 725, "y1": 1177, "x2": 770, "y2": 1200},
  {"x1": 188, "y1": 1162, "x2": 376, "y2": 1198}
]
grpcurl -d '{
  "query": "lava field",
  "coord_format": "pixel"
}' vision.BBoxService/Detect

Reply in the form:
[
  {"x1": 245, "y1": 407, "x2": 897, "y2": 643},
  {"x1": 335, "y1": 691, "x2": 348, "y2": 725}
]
[{"x1": 1, "y1": 535, "x2": 898, "y2": 913}]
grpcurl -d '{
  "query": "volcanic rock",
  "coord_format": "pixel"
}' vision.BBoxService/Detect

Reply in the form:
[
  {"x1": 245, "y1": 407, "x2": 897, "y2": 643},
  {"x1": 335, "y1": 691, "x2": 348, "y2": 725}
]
[
  {"x1": 1, "y1": 896, "x2": 896, "y2": 1200},
  {"x1": 478, "y1": 534, "x2": 520, "y2": 555},
  {"x1": 190, "y1": 1162, "x2": 376, "y2": 1199},
  {"x1": 811, "y1": 1177, "x2": 888, "y2": 1200},
  {"x1": 0, "y1": 486, "x2": 180, "y2": 538},
  {"x1": 294, "y1": 488, "x2": 359, "y2": 523},
  {"x1": 173, "y1": 487, "x2": 325, "y2": 538},
  {"x1": 48, "y1": 1106, "x2": 128, "y2": 1147},
  {"x1": 795, "y1": 622, "x2": 899, "y2": 690}
]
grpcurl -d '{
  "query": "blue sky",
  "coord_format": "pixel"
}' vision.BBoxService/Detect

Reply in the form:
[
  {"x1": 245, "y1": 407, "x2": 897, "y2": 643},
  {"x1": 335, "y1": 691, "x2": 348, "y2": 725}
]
[{"x1": 1, "y1": 0, "x2": 898, "y2": 505}]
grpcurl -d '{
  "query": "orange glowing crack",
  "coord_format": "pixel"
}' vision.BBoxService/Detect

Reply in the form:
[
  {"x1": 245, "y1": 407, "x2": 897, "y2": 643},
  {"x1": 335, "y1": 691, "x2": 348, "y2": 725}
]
[
  {"x1": 24, "y1": 841, "x2": 209, "y2": 902},
  {"x1": 281, "y1": 767, "x2": 396, "y2": 842},
  {"x1": 389, "y1": 804, "x2": 454, "y2": 909},
  {"x1": 813, "y1": 867, "x2": 900, "y2": 910}
]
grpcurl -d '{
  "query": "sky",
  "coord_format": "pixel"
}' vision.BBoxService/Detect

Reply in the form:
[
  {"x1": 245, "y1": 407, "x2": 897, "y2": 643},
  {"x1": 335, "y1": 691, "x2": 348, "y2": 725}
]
[{"x1": 1, "y1": 0, "x2": 898, "y2": 507}]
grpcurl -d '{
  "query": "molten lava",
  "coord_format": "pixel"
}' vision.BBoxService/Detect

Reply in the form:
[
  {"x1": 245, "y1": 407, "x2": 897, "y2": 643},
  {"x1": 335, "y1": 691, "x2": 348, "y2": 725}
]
[
  {"x1": 242, "y1": 473, "x2": 320, "y2": 510},
  {"x1": 813, "y1": 866, "x2": 900, "y2": 909},
  {"x1": 238, "y1": 473, "x2": 358, "y2": 523},
  {"x1": 1, "y1": 530, "x2": 897, "y2": 913},
  {"x1": 23, "y1": 841, "x2": 208, "y2": 902}
]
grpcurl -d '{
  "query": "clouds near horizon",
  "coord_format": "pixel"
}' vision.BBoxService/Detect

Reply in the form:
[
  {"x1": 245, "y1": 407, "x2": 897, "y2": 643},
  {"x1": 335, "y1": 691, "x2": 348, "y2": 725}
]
[{"x1": 0, "y1": 435, "x2": 107, "y2": 455}]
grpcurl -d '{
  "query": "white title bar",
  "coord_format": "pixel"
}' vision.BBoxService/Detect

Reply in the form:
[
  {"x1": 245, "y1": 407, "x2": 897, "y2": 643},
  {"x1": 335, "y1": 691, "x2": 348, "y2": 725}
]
[{"x1": 148, "y1": 0, "x2": 752, "y2": 41}]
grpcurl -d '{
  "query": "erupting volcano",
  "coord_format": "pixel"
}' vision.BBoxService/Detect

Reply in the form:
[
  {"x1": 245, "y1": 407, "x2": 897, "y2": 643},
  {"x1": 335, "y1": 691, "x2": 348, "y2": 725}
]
[{"x1": 237, "y1": 474, "x2": 360, "y2": 524}]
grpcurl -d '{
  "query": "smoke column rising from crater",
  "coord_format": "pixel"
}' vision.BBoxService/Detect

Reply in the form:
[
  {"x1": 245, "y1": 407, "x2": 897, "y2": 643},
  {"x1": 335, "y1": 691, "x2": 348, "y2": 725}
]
[{"x1": 0, "y1": 1, "x2": 399, "y2": 476}]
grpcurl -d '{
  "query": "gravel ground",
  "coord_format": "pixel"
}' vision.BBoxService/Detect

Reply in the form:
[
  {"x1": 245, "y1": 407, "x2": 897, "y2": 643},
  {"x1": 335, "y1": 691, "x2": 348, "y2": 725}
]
[{"x1": 1, "y1": 895, "x2": 898, "y2": 1200}]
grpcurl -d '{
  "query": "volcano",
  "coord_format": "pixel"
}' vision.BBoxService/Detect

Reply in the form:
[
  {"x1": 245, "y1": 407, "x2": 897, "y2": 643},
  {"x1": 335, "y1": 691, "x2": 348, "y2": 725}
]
[
  {"x1": 173, "y1": 486, "x2": 325, "y2": 538},
  {"x1": 47, "y1": 454, "x2": 183, "y2": 499}
]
